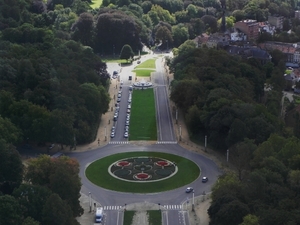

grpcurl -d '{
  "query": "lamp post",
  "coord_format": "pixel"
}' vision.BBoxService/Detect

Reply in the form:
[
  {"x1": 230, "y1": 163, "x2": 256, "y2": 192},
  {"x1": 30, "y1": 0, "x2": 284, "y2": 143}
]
[
  {"x1": 176, "y1": 109, "x2": 178, "y2": 124},
  {"x1": 204, "y1": 135, "x2": 207, "y2": 152},
  {"x1": 166, "y1": 40, "x2": 168, "y2": 50},
  {"x1": 89, "y1": 192, "x2": 92, "y2": 212},
  {"x1": 105, "y1": 126, "x2": 107, "y2": 141},
  {"x1": 192, "y1": 190, "x2": 195, "y2": 211},
  {"x1": 179, "y1": 125, "x2": 182, "y2": 141}
]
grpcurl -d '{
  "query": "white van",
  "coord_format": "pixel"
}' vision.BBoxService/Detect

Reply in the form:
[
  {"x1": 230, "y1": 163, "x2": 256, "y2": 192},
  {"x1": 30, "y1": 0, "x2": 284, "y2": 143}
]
[{"x1": 95, "y1": 207, "x2": 103, "y2": 223}]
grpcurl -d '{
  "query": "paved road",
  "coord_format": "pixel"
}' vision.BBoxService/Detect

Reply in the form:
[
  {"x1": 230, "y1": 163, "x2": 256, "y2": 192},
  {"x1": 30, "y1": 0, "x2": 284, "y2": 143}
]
[{"x1": 67, "y1": 54, "x2": 221, "y2": 225}]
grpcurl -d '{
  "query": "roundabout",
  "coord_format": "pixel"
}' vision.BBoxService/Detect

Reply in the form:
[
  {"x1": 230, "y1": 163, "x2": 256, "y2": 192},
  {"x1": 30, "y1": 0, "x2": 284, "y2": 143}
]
[{"x1": 85, "y1": 151, "x2": 200, "y2": 193}]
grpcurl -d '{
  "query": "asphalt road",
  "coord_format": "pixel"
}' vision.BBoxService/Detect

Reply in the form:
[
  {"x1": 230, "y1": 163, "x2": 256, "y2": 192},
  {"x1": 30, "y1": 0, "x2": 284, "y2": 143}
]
[{"x1": 66, "y1": 54, "x2": 221, "y2": 225}]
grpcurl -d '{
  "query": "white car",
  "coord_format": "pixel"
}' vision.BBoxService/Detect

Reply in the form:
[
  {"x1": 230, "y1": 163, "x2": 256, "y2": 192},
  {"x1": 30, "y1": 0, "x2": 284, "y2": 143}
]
[{"x1": 124, "y1": 132, "x2": 129, "y2": 138}]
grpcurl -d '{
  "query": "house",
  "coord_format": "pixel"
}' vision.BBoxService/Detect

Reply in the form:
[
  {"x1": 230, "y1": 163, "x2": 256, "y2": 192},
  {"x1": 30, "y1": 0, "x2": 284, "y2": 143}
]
[
  {"x1": 258, "y1": 42, "x2": 298, "y2": 62},
  {"x1": 268, "y1": 15, "x2": 284, "y2": 29},
  {"x1": 259, "y1": 22, "x2": 276, "y2": 35},
  {"x1": 234, "y1": 19, "x2": 260, "y2": 40},
  {"x1": 224, "y1": 45, "x2": 272, "y2": 64}
]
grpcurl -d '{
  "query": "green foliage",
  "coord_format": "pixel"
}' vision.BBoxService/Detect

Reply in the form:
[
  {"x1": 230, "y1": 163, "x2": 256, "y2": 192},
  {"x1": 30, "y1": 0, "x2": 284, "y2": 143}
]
[
  {"x1": 25, "y1": 155, "x2": 83, "y2": 217},
  {"x1": 148, "y1": 210, "x2": 162, "y2": 225},
  {"x1": 0, "y1": 140, "x2": 23, "y2": 194},
  {"x1": 120, "y1": 44, "x2": 135, "y2": 61},
  {"x1": 0, "y1": 195, "x2": 22, "y2": 225}
]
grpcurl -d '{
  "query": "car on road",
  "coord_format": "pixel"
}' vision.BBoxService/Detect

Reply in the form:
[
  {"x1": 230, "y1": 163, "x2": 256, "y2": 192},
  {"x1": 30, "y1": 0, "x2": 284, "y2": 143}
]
[
  {"x1": 117, "y1": 94, "x2": 121, "y2": 98},
  {"x1": 124, "y1": 132, "x2": 129, "y2": 138},
  {"x1": 121, "y1": 80, "x2": 123, "y2": 85},
  {"x1": 137, "y1": 60, "x2": 141, "y2": 64},
  {"x1": 113, "y1": 71, "x2": 118, "y2": 75},
  {"x1": 129, "y1": 86, "x2": 133, "y2": 91},
  {"x1": 125, "y1": 126, "x2": 129, "y2": 132},
  {"x1": 128, "y1": 98, "x2": 131, "y2": 103},
  {"x1": 186, "y1": 187, "x2": 193, "y2": 193},
  {"x1": 125, "y1": 120, "x2": 130, "y2": 126},
  {"x1": 127, "y1": 104, "x2": 131, "y2": 109},
  {"x1": 113, "y1": 115, "x2": 118, "y2": 121},
  {"x1": 117, "y1": 98, "x2": 121, "y2": 102},
  {"x1": 202, "y1": 177, "x2": 208, "y2": 183},
  {"x1": 111, "y1": 126, "x2": 115, "y2": 132},
  {"x1": 127, "y1": 109, "x2": 131, "y2": 114},
  {"x1": 110, "y1": 132, "x2": 115, "y2": 138}
]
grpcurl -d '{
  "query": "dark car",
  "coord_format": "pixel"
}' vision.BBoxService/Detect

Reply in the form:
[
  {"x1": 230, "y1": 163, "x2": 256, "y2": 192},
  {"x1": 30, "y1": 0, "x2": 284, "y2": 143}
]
[
  {"x1": 202, "y1": 177, "x2": 208, "y2": 183},
  {"x1": 113, "y1": 71, "x2": 118, "y2": 75}
]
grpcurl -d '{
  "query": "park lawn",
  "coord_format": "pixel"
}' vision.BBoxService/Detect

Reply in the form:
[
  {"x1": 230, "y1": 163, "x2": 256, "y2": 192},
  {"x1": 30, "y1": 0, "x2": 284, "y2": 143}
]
[
  {"x1": 85, "y1": 152, "x2": 200, "y2": 193},
  {"x1": 135, "y1": 59, "x2": 156, "y2": 69},
  {"x1": 124, "y1": 210, "x2": 161, "y2": 225},
  {"x1": 124, "y1": 211, "x2": 135, "y2": 225},
  {"x1": 132, "y1": 69, "x2": 155, "y2": 77},
  {"x1": 90, "y1": 0, "x2": 102, "y2": 8},
  {"x1": 129, "y1": 89, "x2": 157, "y2": 140},
  {"x1": 148, "y1": 210, "x2": 162, "y2": 225}
]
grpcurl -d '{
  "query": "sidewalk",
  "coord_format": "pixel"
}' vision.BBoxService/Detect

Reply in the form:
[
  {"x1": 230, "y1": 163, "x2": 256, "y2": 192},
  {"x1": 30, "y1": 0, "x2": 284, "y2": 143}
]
[{"x1": 76, "y1": 192, "x2": 101, "y2": 225}]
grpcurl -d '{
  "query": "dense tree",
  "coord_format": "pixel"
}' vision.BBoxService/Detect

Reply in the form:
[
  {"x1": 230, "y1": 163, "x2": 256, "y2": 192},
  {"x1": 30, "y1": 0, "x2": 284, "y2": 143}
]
[
  {"x1": 13, "y1": 184, "x2": 52, "y2": 223},
  {"x1": 72, "y1": 12, "x2": 94, "y2": 46},
  {"x1": 0, "y1": 140, "x2": 23, "y2": 194},
  {"x1": 120, "y1": 44, "x2": 135, "y2": 61},
  {"x1": 25, "y1": 155, "x2": 83, "y2": 217},
  {"x1": 0, "y1": 195, "x2": 22, "y2": 225}
]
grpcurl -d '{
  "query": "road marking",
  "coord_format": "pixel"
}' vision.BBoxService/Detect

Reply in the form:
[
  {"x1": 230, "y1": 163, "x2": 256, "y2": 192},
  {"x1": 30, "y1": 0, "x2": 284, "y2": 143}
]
[
  {"x1": 156, "y1": 141, "x2": 177, "y2": 144},
  {"x1": 109, "y1": 141, "x2": 129, "y2": 145}
]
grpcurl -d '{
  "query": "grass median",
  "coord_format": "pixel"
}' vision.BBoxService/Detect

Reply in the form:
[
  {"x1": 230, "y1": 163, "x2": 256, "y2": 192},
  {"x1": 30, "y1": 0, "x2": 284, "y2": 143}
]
[
  {"x1": 135, "y1": 59, "x2": 156, "y2": 69},
  {"x1": 85, "y1": 152, "x2": 200, "y2": 193},
  {"x1": 129, "y1": 89, "x2": 157, "y2": 140}
]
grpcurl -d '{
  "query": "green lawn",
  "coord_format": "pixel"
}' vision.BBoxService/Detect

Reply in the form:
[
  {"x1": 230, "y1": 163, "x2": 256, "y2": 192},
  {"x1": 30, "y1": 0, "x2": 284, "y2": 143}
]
[
  {"x1": 90, "y1": 0, "x2": 102, "y2": 8},
  {"x1": 124, "y1": 211, "x2": 135, "y2": 225},
  {"x1": 129, "y1": 89, "x2": 157, "y2": 140},
  {"x1": 124, "y1": 210, "x2": 161, "y2": 225},
  {"x1": 85, "y1": 152, "x2": 200, "y2": 193},
  {"x1": 135, "y1": 59, "x2": 156, "y2": 69},
  {"x1": 148, "y1": 210, "x2": 161, "y2": 225},
  {"x1": 132, "y1": 69, "x2": 155, "y2": 77}
]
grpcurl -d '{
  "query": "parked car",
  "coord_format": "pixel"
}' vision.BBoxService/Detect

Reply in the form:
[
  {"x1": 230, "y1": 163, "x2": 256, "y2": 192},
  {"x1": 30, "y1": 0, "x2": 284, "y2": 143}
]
[
  {"x1": 124, "y1": 132, "x2": 129, "y2": 138},
  {"x1": 186, "y1": 187, "x2": 193, "y2": 193},
  {"x1": 113, "y1": 71, "x2": 118, "y2": 75},
  {"x1": 125, "y1": 120, "x2": 130, "y2": 126},
  {"x1": 110, "y1": 132, "x2": 115, "y2": 138},
  {"x1": 113, "y1": 115, "x2": 118, "y2": 121},
  {"x1": 202, "y1": 177, "x2": 208, "y2": 183},
  {"x1": 117, "y1": 98, "x2": 121, "y2": 102}
]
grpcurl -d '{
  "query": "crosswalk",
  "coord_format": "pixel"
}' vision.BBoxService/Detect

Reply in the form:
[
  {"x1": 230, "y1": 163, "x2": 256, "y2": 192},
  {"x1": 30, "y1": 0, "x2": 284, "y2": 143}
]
[
  {"x1": 109, "y1": 141, "x2": 129, "y2": 145},
  {"x1": 156, "y1": 141, "x2": 177, "y2": 144},
  {"x1": 103, "y1": 205, "x2": 183, "y2": 211}
]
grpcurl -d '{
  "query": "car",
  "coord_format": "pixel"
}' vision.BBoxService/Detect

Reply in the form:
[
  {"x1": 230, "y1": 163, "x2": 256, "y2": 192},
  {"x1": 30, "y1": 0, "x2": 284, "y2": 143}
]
[
  {"x1": 113, "y1": 71, "x2": 118, "y2": 75},
  {"x1": 117, "y1": 94, "x2": 121, "y2": 98},
  {"x1": 126, "y1": 117, "x2": 130, "y2": 123},
  {"x1": 111, "y1": 126, "x2": 115, "y2": 132},
  {"x1": 202, "y1": 177, "x2": 208, "y2": 183},
  {"x1": 137, "y1": 60, "x2": 141, "y2": 64},
  {"x1": 110, "y1": 132, "x2": 115, "y2": 138},
  {"x1": 118, "y1": 90, "x2": 122, "y2": 94},
  {"x1": 125, "y1": 126, "x2": 129, "y2": 132},
  {"x1": 125, "y1": 120, "x2": 130, "y2": 126},
  {"x1": 115, "y1": 103, "x2": 120, "y2": 107},
  {"x1": 113, "y1": 115, "x2": 118, "y2": 121},
  {"x1": 129, "y1": 86, "x2": 133, "y2": 91},
  {"x1": 121, "y1": 80, "x2": 123, "y2": 85},
  {"x1": 117, "y1": 98, "x2": 121, "y2": 102},
  {"x1": 127, "y1": 109, "x2": 131, "y2": 114},
  {"x1": 127, "y1": 104, "x2": 131, "y2": 109},
  {"x1": 128, "y1": 98, "x2": 132, "y2": 103},
  {"x1": 185, "y1": 187, "x2": 193, "y2": 193},
  {"x1": 124, "y1": 132, "x2": 129, "y2": 138}
]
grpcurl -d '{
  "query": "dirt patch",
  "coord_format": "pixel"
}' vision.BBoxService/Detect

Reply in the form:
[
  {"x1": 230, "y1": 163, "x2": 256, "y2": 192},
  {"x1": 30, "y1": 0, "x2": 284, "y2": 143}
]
[{"x1": 131, "y1": 211, "x2": 149, "y2": 225}]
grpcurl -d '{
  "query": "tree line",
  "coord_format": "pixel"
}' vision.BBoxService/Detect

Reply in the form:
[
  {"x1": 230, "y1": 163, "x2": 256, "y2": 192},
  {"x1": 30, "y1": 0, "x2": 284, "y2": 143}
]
[{"x1": 168, "y1": 39, "x2": 299, "y2": 224}]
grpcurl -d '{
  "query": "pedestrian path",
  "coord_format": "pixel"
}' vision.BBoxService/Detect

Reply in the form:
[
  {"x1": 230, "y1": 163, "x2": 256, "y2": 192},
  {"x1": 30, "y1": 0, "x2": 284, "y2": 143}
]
[
  {"x1": 102, "y1": 204, "x2": 183, "y2": 211},
  {"x1": 156, "y1": 141, "x2": 177, "y2": 144},
  {"x1": 109, "y1": 141, "x2": 129, "y2": 145},
  {"x1": 162, "y1": 205, "x2": 183, "y2": 210}
]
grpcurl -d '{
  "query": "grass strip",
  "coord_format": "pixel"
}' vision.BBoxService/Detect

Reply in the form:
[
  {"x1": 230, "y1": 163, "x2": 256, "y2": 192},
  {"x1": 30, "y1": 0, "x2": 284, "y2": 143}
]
[{"x1": 129, "y1": 89, "x2": 157, "y2": 140}]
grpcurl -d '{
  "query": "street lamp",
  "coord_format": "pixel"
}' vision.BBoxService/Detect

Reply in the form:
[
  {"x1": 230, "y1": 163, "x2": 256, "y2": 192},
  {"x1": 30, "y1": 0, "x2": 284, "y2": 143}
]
[
  {"x1": 192, "y1": 190, "x2": 195, "y2": 211},
  {"x1": 176, "y1": 109, "x2": 178, "y2": 124},
  {"x1": 179, "y1": 125, "x2": 182, "y2": 141},
  {"x1": 166, "y1": 40, "x2": 168, "y2": 50},
  {"x1": 89, "y1": 192, "x2": 92, "y2": 212},
  {"x1": 105, "y1": 126, "x2": 107, "y2": 141},
  {"x1": 204, "y1": 135, "x2": 207, "y2": 152}
]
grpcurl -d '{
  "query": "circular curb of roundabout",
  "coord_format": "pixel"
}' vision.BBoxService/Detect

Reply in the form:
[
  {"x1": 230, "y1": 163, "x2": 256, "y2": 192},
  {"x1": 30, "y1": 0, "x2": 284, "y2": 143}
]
[{"x1": 85, "y1": 151, "x2": 200, "y2": 193}]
